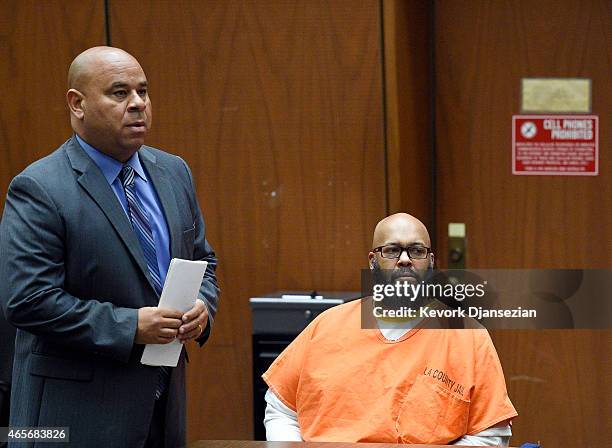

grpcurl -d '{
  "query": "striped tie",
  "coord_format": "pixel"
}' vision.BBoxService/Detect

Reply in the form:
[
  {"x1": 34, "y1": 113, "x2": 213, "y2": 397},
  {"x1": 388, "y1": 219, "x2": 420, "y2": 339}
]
[
  {"x1": 120, "y1": 165, "x2": 163, "y2": 293},
  {"x1": 120, "y1": 165, "x2": 170, "y2": 399}
]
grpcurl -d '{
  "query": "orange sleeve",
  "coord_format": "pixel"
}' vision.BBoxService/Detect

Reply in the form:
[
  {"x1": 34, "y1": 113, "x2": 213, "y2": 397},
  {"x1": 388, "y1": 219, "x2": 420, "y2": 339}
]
[
  {"x1": 467, "y1": 330, "x2": 518, "y2": 434},
  {"x1": 262, "y1": 318, "x2": 318, "y2": 412}
]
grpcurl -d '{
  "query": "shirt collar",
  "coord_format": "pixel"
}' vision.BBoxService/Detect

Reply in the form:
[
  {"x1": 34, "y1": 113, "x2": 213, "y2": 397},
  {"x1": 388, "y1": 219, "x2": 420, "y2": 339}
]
[{"x1": 76, "y1": 134, "x2": 147, "y2": 185}]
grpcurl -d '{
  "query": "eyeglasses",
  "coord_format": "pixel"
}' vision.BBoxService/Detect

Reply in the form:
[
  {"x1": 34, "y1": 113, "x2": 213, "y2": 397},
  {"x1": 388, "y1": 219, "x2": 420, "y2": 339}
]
[{"x1": 373, "y1": 244, "x2": 431, "y2": 260}]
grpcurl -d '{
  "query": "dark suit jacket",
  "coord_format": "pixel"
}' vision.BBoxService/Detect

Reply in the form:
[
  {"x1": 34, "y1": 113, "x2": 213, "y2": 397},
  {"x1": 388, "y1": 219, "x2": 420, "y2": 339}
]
[
  {"x1": 0, "y1": 308, "x2": 16, "y2": 426},
  {"x1": 0, "y1": 136, "x2": 219, "y2": 448}
]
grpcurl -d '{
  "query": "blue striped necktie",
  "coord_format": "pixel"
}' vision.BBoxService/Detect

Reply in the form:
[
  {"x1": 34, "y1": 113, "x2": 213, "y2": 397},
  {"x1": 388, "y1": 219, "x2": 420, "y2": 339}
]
[
  {"x1": 120, "y1": 165, "x2": 169, "y2": 399},
  {"x1": 120, "y1": 165, "x2": 163, "y2": 294}
]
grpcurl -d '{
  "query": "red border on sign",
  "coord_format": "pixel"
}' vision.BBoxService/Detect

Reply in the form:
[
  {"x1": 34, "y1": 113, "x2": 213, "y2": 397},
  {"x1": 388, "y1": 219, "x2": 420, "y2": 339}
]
[{"x1": 512, "y1": 115, "x2": 599, "y2": 176}]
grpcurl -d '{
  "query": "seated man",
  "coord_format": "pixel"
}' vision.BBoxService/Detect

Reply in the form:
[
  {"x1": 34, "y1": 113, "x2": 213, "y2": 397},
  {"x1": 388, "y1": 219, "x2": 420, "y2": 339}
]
[{"x1": 262, "y1": 213, "x2": 517, "y2": 446}]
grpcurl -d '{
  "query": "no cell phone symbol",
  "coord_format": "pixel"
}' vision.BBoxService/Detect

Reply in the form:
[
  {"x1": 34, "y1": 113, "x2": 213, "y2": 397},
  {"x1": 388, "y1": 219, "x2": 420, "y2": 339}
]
[{"x1": 521, "y1": 121, "x2": 537, "y2": 139}]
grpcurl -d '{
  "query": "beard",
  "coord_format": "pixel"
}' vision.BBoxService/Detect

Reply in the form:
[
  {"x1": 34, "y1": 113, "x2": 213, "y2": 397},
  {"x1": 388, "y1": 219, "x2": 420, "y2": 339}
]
[{"x1": 371, "y1": 261, "x2": 433, "y2": 312}]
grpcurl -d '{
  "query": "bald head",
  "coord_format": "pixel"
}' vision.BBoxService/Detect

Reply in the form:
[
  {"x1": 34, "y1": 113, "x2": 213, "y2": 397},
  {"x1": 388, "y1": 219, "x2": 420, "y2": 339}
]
[
  {"x1": 372, "y1": 213, "x2": 431, "y2": 249},
  {"x1": 66, "y1": 46, "x2": 151, "y2": 162},
  {"x1": 68, "y1": 46, "x2": 142, "y2": 91},
  {"x1": 368, "y1": 213, "x2": 434, "y2": 275}
]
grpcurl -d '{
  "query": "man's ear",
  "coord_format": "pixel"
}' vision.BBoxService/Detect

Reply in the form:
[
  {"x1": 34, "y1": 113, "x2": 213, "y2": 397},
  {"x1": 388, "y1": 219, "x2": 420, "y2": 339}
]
[
  {"x1": 368, "y1": 252, "x2": 376, "y2": 270},
  {"x1": 429, "y1": 253, "x2": 435, "y2": 269},
  {"x1": 67, "y1": 89, "x2": 85, "y2": 120}
]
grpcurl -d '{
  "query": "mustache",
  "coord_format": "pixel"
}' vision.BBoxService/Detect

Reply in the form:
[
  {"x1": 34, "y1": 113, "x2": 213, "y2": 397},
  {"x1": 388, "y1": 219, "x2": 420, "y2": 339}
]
[
  {"x1": 390, "y1": 268, "x2": 418, "y2": 281},
  {"x1": 372, "y1": 265, "x2": 420, "y2": 283}
]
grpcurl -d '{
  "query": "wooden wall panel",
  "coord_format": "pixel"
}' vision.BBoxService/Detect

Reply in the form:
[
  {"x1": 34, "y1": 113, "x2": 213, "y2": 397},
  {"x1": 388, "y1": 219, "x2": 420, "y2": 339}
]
[
  {"x1": 491, "y1": 330, "x2": 612, "y2": 447},
  {"x1": 383, "y1": 0, "x2": 432, "y2": 228},
  {"x1": 0, "y1": 0, "x2": 105, "y2": 214},
  {"x1": 110, "y1": 0, "x2": 386, "y2": 440},
  {"x1": 434, "y1": 1, "x2": 611, "y2": 446},
  {"x1": 435, "y1": 0, "x2": 611, "y2": 270}
]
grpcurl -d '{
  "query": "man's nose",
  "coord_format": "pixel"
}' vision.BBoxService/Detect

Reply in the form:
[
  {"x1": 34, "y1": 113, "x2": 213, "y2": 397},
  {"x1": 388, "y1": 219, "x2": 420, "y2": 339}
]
[
  {"x1": 128, "y1": 91, "x2": 146, "y2": 111},
  {"x1": 396, "y1": 249, "x2": 412, "y2": 266}
]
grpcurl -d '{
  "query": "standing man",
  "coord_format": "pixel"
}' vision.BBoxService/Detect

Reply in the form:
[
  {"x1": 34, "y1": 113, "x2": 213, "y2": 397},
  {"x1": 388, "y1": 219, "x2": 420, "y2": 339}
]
[{"x1": 0, "y1": 47, "x2": 219, "y2": 448}]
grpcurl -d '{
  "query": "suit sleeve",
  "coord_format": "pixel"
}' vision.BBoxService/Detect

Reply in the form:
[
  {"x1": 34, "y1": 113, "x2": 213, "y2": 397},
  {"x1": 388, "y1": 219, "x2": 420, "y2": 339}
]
[
  {"x1": 0, "y1": 174, "x2": 138, "y2": 363},
  {"x1": 179, "y1": 158, "x2": 220, "y2": 345},
  {"x1": 0, "y1": 308, "x2": 16, "y2": 388}
]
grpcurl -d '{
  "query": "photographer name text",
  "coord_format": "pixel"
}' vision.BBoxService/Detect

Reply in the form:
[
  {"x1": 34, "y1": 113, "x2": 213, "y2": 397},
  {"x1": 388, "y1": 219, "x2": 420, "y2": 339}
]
[{"x1": 373, "y1": 305, "x2": 537, "y2": 320}]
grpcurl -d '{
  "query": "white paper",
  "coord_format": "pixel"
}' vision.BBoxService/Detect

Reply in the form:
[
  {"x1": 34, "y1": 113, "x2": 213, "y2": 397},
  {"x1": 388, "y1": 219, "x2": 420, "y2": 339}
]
[{"x1": 140, "y1": 258, "x2": 208, "y2": 367}]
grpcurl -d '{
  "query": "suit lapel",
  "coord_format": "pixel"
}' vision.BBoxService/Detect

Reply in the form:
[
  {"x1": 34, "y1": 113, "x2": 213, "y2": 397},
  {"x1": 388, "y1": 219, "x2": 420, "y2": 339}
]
[
  {"x1": 139, "y1": 148, "x2": 182, "y2": 260},
  {"x1": 65, "y1": 137, "x2": 155, "y2": 293}
]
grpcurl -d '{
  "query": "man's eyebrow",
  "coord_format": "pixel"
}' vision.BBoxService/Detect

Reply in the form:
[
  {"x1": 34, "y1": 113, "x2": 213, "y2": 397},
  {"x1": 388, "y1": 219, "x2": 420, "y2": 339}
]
[{"x1": 108, "y1": 81, "x2": 148, "y2": 89}]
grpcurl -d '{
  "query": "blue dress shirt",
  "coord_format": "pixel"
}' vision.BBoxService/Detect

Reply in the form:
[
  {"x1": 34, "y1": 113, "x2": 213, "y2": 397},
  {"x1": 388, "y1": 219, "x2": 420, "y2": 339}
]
[{"x1": 76, "y1": 134, "x2": 171, "y2": 288}]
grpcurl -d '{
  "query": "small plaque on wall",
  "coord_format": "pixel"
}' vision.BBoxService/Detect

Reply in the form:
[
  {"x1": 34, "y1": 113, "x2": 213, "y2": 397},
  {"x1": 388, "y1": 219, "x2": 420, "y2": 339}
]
[{"x1": 521, "y1": 78, "x2": 591, "y2": 113}]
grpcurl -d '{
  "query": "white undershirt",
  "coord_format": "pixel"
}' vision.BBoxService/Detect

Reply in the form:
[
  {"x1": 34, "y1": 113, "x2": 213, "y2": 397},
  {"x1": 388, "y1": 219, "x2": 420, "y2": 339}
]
[{"x1": 264, "y1": 319, "x2": 512, "y2": 446}]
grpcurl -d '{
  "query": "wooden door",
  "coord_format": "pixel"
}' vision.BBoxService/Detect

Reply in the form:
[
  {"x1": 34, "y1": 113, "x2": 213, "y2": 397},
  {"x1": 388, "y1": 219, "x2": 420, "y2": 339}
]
[
  {"x1": 434, "y1": 0, "x2": 611, "y2": 446},
  {"x1": 109, "y1": 0, "x2": 386, "y2": 439}
]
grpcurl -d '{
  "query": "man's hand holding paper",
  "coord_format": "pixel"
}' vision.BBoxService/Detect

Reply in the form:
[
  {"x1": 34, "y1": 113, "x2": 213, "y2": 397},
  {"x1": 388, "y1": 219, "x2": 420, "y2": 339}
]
[
  {"x1": 178, "y1": 299, "x2": 209, "y2": 342},
  {"x1": 140, "y1": 258, "x2": 209, "y2": 366},
  {"x1": 135, "y1": 307, "x2": 184, "y2": 344}
]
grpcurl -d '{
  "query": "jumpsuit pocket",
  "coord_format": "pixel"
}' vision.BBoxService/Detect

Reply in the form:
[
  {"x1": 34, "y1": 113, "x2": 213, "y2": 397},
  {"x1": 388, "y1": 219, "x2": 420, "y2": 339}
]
[{"x1": 396, "y1": 375, "x2": 469, "y2": 444}]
